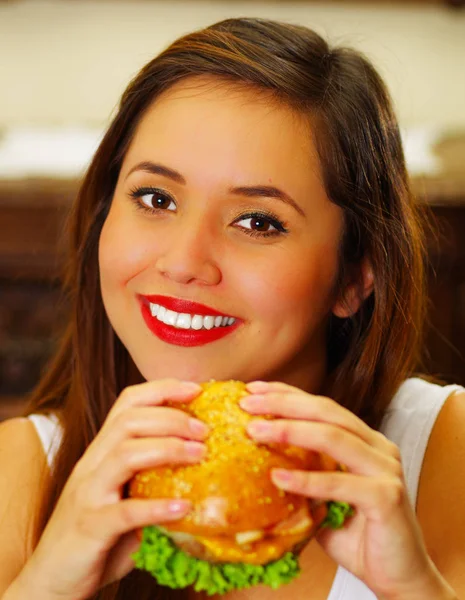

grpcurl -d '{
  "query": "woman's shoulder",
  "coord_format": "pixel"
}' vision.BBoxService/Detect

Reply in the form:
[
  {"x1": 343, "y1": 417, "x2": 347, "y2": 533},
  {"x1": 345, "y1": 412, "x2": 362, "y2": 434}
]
[
  {"x1": 417, "y1": 387, "x2": 465, "y2": 593},
  {"x1": 0, "y1": 412, "x2": 61, "y2": 465},
  {"x1": 0, "y1": 417, "x2": 52, "y2": 591},
  {"x1": 0, "y1": 415, "x2": 52, "y2": 510},
  {"x1": 0, "y1": 415, "x2": 48, "y2": 460}
]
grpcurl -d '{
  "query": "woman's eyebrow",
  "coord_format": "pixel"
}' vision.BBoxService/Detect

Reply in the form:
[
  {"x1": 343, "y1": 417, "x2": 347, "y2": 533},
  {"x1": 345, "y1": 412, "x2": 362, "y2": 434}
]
[
  {"x1": 125, "y1": 160, "x2": 305, "y2": 217},
  {"x1": 228, "y1": 185, "x2": 305, "y2": 217},
  {"x1": 126, "y1": 161, "x2": 186, "y2": 184}
]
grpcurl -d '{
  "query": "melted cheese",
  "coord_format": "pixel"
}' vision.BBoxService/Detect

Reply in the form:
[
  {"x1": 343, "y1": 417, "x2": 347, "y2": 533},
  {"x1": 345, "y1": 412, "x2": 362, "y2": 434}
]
[{"x1": 197, "y1": 529, "x2": 312, "y2": 564}]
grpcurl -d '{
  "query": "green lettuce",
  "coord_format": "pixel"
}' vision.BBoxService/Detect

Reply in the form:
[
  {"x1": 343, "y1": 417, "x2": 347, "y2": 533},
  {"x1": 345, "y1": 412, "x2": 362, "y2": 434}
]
[
  {"x1": 132, "y1": 501, "x2": 352, "y2": 595},
  {"x1": 321, "y1": 501, "x2": 354, "y2": 529}
]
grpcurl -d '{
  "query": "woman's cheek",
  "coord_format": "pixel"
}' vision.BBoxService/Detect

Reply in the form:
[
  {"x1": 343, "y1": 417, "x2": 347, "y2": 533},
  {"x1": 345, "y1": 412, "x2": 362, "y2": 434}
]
[{"x1": 99, "y1": 209, "x2": 157, "y2": 290}]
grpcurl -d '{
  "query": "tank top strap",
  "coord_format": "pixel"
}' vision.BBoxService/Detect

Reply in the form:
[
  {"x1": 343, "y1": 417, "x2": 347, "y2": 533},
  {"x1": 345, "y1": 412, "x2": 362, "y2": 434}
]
[{"x1": 28, "y1": 413, "x2": 63, "y2": 469}]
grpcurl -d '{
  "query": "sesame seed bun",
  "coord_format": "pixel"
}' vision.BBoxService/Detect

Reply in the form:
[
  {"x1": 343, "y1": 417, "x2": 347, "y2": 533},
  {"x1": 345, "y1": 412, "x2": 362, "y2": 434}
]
[{"x1": 128, "y1": 380, "x2": 338, "y2": 563}]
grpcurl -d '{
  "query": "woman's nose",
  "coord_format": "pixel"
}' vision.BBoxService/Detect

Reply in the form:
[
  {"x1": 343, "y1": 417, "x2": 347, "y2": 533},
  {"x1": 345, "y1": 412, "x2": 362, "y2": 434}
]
[{"x1": 155, "y1": 219, "x2": 222, "y2": 286}]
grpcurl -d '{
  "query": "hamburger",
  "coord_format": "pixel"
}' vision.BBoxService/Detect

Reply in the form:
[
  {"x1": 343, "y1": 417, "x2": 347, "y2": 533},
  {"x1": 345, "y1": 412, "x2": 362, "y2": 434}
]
[{"x1": 129, "y1": 381, "x2": 352, "y2": 595}]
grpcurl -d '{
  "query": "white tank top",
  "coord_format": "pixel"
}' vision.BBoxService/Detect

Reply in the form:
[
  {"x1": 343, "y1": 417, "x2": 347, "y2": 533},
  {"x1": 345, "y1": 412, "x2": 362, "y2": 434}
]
[{"x1": 28, "y1": 377, "x2": 463, "y2": 599}]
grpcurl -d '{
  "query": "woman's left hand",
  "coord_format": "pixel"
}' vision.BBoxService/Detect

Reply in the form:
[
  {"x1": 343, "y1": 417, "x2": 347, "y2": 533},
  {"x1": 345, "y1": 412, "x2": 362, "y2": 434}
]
[{"x1": 241, "y1": 380, "x2": 449, "y2": 600}]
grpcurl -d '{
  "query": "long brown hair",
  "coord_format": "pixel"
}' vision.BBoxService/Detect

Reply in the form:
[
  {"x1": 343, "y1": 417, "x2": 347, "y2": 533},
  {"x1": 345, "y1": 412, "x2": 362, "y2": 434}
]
[{"x1": 26, "y1": 18, "x2": 426, "y2": 600}]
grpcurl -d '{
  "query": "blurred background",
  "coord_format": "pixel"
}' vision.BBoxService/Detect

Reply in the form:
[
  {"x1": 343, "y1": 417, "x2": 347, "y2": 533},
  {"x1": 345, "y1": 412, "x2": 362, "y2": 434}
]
[{"x1": 1, "y1": 0, "x2": 464, "y2": 420}]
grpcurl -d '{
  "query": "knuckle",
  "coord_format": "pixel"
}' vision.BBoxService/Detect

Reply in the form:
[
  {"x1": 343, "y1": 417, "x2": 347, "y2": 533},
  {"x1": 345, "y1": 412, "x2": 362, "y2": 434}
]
[
  {"x1": 116, "y1": 442, "x2": 136, "y2": 468},
  {"x1": 320, "y1": 473, "x2": 341, "y2": 498},
  {"x1": 72, "y1": 457, "x2": 87, "y2": 478},
  {"x1": 389, "y1": 478, "x2": 405, "y2": 506},
  {"x1": 71, "y1": 481, "x2": 90, "y2": 507},
  {"x1": 378, "y1": 477, "x2": 405, "y2": 509},
  {"x1": 115, "y1": 410, "x2": 137, "y2": 436},
  {"x1": 323, "y1": 425, "x2": 343, "y2": 447},
  {"x1": 318, "y1": 395, "x2": 335, "y2": 411},
  {"x1": 376, "y1": 432, "x2": 402, "y2": 461},
  {"x1": 387, "y1": 441, "x2": 402, "y2": 462},
  {"x1": 373, "y1": 430, "x2": 388, "y2": 445},
  {"x1": 118, "y1": 502, "x2": 137, "y2": 529},
  {"x1": 276, "y1": 421, "x2": 292, "y2": 445},
  {"x1": 75, "y1": 507, "x2": 98, "y2": 539},
  {"x1": 388, "y1": 456, "x2": 404, "y2": 479},
  {"x1": 119, "y1": 385, "x2": 137, "y2": 406}
]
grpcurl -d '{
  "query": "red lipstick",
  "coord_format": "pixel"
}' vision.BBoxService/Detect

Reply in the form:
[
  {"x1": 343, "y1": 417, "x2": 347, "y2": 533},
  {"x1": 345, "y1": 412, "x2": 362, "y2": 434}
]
[{"x1": 138, "y1": 295, "x2": 240, "y2": 347}]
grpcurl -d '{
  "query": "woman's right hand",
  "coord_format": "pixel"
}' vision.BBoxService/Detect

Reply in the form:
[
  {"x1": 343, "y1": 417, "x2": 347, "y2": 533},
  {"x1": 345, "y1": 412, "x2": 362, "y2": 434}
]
[{"x1": 13, "y1": 379, "x2": 208, "y2": 600}]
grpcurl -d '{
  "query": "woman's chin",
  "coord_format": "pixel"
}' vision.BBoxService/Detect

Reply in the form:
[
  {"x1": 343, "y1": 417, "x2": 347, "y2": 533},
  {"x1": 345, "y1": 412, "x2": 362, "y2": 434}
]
[{"x1": 136, "y1": 362, "x2": 236, "y2": 385}]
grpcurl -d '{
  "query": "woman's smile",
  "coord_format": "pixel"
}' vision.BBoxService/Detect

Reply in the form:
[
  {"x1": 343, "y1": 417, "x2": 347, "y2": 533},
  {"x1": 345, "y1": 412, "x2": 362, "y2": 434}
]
[{"x1": 138, "y1": 294, "x2": 241, "y2": 347}]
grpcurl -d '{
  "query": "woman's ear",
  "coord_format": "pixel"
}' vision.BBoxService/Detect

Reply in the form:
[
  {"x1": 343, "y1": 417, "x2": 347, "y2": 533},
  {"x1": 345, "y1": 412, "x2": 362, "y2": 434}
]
[{"x1": 332, "y1": 258, "x2": 374, "y2": 318}]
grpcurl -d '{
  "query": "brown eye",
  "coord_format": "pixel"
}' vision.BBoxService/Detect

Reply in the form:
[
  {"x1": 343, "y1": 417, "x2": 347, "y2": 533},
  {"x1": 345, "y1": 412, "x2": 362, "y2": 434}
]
[
  {"x1": 249, "y1": 217, "x2": 272, "y2": 232},
  {"x1": 139, "y1": 190, "x2": 176, "y2": 211},
  {"x1": 235, "y1": 213, "x2": 283, "y2": 236}
]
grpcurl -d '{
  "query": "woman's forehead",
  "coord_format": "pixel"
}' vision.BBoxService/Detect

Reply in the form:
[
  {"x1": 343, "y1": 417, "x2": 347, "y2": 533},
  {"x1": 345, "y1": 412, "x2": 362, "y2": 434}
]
[{"x1": 121, "y1": 78, "x2": 324, "y2": 193}]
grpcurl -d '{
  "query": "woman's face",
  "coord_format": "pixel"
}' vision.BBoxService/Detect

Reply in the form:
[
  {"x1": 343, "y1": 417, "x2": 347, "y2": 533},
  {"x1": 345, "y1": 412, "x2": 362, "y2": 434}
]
[{"x1": 99, "y1": 78, "x2": 345, "y2": 391}]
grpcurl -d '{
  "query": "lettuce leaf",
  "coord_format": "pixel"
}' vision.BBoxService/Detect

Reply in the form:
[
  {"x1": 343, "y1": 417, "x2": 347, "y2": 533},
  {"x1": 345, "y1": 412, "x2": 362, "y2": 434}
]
[
  {"x1": 132, "y1": 501, "x2": 352, "y2": 595},
  {"x1": 321, "y1": 501, "x2": 354, "y2": 529},
  {"x1": 132, "y1": 526, "x2": 300, "y2": 595}
]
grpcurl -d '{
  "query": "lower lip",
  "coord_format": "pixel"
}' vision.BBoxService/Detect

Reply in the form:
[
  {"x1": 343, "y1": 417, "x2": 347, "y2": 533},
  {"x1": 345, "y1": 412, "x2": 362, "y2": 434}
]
[{"x1": 140, "y1": 303, "x2": 240, "y2": 347}]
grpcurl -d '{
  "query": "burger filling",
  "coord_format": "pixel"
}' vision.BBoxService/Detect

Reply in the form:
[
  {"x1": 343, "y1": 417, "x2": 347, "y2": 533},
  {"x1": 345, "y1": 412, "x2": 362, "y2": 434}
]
[{"x1": 158, "y1": 504, "x2": 318, "y2": 564}]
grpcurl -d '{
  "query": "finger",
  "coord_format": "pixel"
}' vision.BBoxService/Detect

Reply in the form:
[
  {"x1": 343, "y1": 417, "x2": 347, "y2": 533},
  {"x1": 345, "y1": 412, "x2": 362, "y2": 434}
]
[
  {"x1": 78, "y1": 498, "x2": 193, "y2": 548},
  {"x1": 85, "y1": 406, "x2": 210, "y2": 469},
  {"x1": 247, "y1": 419, "x2": 401, "y2": 478},
  {"x1": 243, "y1": 383, "x2": 392, "y2": 454},
  {"x1": 270, "y1": 469, "x2": 407, "y2": 522},
  {"x1": 89, "y1": 437, "x2": 207, "y2": 496},
  {"x1": 80, "y1": 380, "x2": 203, "y2": 470},
  {"x1": 105, "y1": 406, "x2": 209, "y2": 441},
  {"x1": 107, "y1": 379, "x2": 201, "y2": 423}
]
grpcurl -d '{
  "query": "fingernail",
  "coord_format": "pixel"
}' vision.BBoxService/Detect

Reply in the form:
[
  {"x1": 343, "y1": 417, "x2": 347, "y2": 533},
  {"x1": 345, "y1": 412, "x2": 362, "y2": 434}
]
[
  {"x1": 181, "y1": 382, "x2": 202, "y2": 392},
  {"x1": 239, "y1": 396, "x2": 264, "y2": 411},
  {"x1": 246, "y1": 381, "x2": 270, "y2": 393},
  {"x1": 184, "y1": 441, "x2": 206, "y2": 459},
  {"x1": 272, "y1": 469, "x2": 294, "y2": 485},
  {"x1": 189, "y1": 418, "x2": 209, "y2": 437},
  {"x1": 247, "y1": 419, "x2": 273, "y2": 438},
  {"x1": 168, "y1": 500, "x2": 191, "y2": 513}
]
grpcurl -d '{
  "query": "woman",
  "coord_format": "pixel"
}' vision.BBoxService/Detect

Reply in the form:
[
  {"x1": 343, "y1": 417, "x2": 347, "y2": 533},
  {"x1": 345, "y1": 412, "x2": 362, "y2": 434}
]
[{"x1": 1, "y1": 17, "x2": 464, "y2": 600}]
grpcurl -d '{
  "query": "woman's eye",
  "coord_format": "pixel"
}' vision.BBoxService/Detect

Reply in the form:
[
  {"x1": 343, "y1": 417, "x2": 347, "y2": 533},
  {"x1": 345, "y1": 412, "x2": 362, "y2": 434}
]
[
  {"x1": 235, "y1": 213, "x2": 287, "y2": 237},
  {"x1": 240, "y1": 216, "x2": 276, "y2": 233},
  {"x1": 140, "y1": 191, "x2": 176, "y2": 211},
  {"x1": 130, "y1": 187, "x2": 176, "y2": 212}
]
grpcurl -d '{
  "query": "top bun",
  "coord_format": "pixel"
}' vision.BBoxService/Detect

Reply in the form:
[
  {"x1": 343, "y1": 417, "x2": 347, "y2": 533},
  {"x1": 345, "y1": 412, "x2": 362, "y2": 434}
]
[{"x1": 129, "y1": 380, "x2": 337, "y2": 538}]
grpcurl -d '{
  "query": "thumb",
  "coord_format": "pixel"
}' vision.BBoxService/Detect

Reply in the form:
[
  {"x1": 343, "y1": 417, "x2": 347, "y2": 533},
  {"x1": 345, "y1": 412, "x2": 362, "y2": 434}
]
[{"x1": 102, "y1": 531, "x2": 142, "y2": 585}]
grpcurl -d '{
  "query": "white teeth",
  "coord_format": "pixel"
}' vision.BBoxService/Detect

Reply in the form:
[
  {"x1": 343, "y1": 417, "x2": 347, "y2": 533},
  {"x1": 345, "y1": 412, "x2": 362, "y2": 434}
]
[
  {"x1": 203, "y1": 316, "x2": 215, "y2": 330},
  {"x1": 149, "y1": 303, "x2": 236, "y2": 331},
  {"x1": 191, "y1": 315, "x2": 204, "y2": 330},
  {"x1": 164, "y1": 309, "x2": 178, "y2": 326},
  {"x1": 157, "y1": 305, "x2": 166, "y2": 321},
  {"x1": 176, "y1": 313, "x2": 192, "y2": 329}
]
